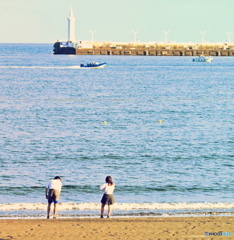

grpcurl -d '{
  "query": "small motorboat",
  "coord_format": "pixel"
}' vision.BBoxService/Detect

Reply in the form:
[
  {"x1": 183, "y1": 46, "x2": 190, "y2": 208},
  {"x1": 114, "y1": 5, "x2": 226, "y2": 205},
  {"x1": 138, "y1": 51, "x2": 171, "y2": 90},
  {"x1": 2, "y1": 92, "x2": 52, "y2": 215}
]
[
  {"x1": 80, "y1": 61, "x2": 106, "y2": 68},
  {"x1": 193, "y1": 55, "x2": 213, "y2": 62}
]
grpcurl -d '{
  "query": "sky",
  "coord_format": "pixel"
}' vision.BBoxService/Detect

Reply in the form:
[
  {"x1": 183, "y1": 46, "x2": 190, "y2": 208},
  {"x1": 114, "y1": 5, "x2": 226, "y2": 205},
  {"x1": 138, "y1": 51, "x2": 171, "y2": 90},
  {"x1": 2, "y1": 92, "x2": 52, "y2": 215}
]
[{"x1": 0, "y1": 0, "x2": 234, "y2": 43}]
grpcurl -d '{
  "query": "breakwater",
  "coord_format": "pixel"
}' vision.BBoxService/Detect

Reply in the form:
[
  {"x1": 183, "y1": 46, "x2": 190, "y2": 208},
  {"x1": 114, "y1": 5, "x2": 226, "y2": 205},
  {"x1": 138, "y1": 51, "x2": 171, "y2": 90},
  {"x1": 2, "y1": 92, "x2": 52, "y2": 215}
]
[{"x1": 54, "y1": 41, "x2": 234, "y2": 56}]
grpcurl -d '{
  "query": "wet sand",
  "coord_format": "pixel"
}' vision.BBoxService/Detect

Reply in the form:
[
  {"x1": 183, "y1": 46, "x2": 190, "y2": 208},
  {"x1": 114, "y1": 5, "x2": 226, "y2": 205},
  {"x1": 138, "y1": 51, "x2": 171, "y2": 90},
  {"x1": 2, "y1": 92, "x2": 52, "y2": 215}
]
[{"x1": 0, "y1": 216, "x2": 233, "y2": 240}]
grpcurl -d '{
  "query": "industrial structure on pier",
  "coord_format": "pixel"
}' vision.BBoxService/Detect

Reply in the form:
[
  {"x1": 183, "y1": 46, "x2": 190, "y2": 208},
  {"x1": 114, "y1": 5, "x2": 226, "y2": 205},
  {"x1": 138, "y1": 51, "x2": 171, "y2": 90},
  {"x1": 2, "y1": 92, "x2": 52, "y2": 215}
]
[{"x1": 53, "y1": 8, "x2": 234, "y2": 56}]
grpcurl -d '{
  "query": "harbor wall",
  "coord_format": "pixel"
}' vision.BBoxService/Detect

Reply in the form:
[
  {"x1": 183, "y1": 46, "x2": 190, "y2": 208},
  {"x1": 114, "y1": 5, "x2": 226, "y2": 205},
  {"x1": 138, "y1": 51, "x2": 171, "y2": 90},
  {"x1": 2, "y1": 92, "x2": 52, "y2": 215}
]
[
  {"x1": 75, "y1": 48, "x2": 234, "y2": 56},
  {"x1": 53, "y1": 41, "x2": 234, "y2": 56}
]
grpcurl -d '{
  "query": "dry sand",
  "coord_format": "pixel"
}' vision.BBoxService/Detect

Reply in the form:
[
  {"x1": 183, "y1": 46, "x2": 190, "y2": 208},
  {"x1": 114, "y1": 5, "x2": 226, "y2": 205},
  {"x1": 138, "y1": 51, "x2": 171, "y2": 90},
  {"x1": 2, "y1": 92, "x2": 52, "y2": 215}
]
[{"x1": 0, "y1": 216, "x2": 233, "y2": 240}]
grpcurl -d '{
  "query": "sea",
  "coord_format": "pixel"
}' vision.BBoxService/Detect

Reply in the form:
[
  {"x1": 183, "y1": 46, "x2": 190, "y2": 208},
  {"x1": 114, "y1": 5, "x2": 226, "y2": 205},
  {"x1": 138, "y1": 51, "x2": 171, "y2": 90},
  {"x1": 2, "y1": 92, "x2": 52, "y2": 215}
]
[{"x1": 0, "y1": 43, "x2": 233, "y2": 218}]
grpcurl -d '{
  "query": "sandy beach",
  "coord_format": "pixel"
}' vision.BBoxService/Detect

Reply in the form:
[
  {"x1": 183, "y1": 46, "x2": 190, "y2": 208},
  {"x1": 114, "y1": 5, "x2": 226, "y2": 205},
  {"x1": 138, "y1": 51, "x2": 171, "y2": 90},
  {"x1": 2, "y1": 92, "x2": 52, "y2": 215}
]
[{"x1": 0, "y1": 216, "x2": 233, "y2": 240}]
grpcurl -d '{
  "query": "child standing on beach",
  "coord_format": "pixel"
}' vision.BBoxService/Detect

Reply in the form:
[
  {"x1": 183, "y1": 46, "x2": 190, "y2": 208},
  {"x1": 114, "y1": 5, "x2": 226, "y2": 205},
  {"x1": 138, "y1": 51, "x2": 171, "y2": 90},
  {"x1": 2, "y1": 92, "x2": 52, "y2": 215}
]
[
  {"x1": 45, "y1": 176, "x2": 62, "y2": 219},
  {"x1": 100, "y1": 176, "x2": 115, "y2": 218}
]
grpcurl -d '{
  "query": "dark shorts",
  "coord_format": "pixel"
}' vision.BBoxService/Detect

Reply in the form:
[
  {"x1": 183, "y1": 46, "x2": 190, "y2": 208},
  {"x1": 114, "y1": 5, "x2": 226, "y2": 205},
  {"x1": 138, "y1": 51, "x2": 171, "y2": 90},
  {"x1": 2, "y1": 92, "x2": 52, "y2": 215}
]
[
  {"x1": 48, "y1": 189, "x2": 60, "y2": 204},
  {"x1": 101, "y1": 194, "x2": 115, "y2": 205}
]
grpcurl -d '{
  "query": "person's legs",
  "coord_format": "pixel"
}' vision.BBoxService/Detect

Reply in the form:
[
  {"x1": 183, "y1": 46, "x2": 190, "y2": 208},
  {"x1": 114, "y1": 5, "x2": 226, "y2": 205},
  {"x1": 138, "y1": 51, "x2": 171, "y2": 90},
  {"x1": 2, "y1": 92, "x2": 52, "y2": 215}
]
[
  {"x1": 107, "y1": 204, "x2": 113, "y2": 217},
  {"x1": 47, "y1": 203, "x2": 51, "y2": 219},
  {"x1": 53, "y1": 203, "x2": 58, "y2": 218},
  {"x1": 100, "y1": 203, "x2": 105, "y2": 218},
  {"x1": 47, "y1": 189, "x2": 55, "y2": 219},
  {"x1": 53, "y1": 190, "x2": 60, "y2": 219}
]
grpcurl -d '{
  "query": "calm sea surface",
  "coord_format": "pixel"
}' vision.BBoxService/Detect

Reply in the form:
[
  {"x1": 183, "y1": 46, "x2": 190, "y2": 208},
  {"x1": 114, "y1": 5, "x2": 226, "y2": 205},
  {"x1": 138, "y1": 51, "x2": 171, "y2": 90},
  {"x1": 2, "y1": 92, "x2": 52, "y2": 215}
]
[{"x1": 0, "y1": 43, "x2": 233, "y2": 217}]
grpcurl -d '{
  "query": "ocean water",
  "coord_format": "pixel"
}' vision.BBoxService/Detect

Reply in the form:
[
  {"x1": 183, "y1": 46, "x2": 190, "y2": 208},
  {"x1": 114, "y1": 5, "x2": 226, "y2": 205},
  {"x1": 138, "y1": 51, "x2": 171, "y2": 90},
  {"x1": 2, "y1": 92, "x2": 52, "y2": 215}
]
[{"x1": 0, "y1": 43, "x2": 233, "y2": 218}]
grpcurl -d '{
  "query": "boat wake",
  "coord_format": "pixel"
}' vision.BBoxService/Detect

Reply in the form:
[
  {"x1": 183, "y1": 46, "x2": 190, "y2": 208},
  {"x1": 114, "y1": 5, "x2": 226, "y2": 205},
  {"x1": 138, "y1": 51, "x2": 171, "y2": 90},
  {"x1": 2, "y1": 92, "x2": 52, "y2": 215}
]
[{"x1": 0, "y1": 66, "x2": 81, "y2": 69}]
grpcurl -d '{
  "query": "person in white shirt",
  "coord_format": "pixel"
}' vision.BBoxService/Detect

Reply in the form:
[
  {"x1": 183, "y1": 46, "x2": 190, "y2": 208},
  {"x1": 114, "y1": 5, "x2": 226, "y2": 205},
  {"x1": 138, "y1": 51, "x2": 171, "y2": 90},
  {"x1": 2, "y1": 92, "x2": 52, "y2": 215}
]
[
  {"x1": 45, "y1": 176, "x2": 62, "y2": 219},
  {"x1": 100, "y1": 176, "x2": 115, "y2": 218}
]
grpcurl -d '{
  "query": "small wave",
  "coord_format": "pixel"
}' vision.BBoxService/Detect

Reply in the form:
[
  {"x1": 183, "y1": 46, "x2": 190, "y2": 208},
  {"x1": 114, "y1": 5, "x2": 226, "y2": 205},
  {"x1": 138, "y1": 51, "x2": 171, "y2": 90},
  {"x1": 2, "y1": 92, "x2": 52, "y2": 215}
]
[{"x1": 0, "y1": 202, "x2": 233, "y2": 211}]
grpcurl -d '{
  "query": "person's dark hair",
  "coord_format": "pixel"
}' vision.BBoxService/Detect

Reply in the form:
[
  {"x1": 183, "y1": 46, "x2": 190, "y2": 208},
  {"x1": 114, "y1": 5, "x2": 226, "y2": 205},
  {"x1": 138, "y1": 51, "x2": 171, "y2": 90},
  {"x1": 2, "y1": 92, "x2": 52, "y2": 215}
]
[
  {"x1": 54, "y1": 176, "x2": 61, "y2": 180},
  {"x1": 105, "y1": 176, "x2": 113, "y2": 185}
]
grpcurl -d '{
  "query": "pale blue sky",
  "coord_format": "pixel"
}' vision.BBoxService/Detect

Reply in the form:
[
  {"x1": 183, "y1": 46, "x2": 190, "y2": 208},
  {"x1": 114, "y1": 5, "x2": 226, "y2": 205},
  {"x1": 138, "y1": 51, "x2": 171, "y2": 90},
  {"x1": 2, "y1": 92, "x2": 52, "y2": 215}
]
[{"x1": 0, "y1": 0, "x2": 234, "y2": 43}]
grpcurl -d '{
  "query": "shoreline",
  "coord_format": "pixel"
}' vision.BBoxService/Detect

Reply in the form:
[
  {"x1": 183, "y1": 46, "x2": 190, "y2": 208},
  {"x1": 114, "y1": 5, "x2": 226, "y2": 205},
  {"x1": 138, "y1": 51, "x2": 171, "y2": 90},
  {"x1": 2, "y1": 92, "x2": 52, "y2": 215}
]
[
  {"x1": 1, "y1": 211, "x2": 234, "y2": 220},
  {"x1": 1, "y1": 216, "x2": 233, "y2": 240},
  {"x1": 1, "y1": 202, "x2": 234, "y2": 220}
]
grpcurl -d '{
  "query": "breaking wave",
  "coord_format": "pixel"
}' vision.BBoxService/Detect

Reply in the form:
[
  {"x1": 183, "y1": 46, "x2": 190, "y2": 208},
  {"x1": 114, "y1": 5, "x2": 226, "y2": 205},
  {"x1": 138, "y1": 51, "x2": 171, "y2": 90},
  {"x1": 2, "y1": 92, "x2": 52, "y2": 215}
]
[{"x1": 1, "y1": 202, "x2": 233, "y2": 211}]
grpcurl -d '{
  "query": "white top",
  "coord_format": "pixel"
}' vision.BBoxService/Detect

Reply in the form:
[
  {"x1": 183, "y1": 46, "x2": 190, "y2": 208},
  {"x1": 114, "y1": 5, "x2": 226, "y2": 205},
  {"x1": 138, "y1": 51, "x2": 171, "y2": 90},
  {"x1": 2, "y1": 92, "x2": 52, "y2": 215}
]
[
  {"x1": 100, "y1": 183, "x2": 115, "y2": 194},
  {"x1": 46, "y1": 179, "x2": 62, "y2": 192}
]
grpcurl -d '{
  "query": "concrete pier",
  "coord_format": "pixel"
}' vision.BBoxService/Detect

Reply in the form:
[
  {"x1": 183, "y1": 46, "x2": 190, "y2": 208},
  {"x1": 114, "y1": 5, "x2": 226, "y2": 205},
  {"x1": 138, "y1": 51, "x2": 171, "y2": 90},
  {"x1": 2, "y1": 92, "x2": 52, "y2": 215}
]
[{"x1": 53, "y1": 41, "x2": 234, "y2": 56}]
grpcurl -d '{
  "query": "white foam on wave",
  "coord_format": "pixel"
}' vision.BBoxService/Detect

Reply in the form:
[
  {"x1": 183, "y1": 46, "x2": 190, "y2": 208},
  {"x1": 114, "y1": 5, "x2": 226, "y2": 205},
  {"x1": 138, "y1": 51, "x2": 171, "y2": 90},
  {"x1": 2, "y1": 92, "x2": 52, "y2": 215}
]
[{"x1": 0, "y1": 202, "x2": 233, "y2": 211}]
